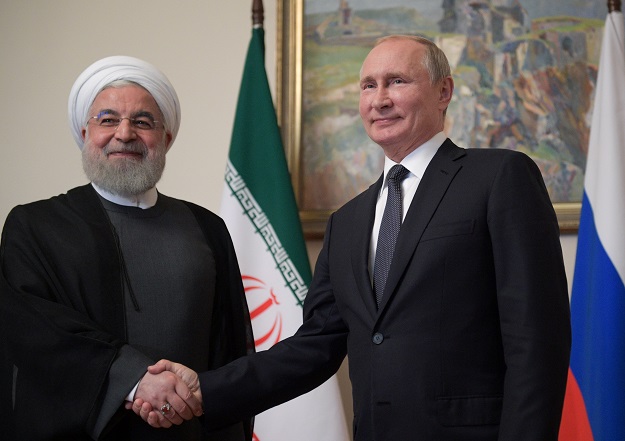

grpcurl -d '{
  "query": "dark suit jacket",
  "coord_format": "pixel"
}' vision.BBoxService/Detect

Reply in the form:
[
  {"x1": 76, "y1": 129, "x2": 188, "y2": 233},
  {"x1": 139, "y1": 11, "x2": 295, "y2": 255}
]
[{"x1": 200, "y1": 140, "x2": 571, "y2": 441}]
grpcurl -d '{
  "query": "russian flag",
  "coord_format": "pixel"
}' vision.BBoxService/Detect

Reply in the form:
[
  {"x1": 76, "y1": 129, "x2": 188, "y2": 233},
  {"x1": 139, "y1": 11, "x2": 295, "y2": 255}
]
[{"x1": 558, "y1": 9, "x2": 625, "y2": 441}]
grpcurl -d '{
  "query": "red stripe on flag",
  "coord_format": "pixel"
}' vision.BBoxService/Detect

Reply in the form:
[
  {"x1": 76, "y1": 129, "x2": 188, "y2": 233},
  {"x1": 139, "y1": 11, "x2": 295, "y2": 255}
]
[
  {"x1": 559, "y1": 368, "x2": 594, "y2": 441},
  {"x1": 250, "y1": 298, "x2": 273, "y2": 320}
]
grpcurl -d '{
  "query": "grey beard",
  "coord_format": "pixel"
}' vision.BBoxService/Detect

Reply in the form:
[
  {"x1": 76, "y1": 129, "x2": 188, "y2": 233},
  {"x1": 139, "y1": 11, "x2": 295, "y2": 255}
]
[{"x1": 82, "y1": 142, "x2": 166, "y2": 197}]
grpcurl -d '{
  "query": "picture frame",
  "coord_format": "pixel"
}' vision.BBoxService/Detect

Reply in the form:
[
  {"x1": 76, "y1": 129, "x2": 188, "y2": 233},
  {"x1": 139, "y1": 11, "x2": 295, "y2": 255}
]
[{"x1": 278, "y1": 0, "x2": 603, "y2": 237}]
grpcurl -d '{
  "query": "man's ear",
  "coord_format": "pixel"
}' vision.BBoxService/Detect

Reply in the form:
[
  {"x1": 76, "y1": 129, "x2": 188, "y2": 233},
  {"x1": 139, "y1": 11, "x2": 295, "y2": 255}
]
[
  {"x1": 165, "y1": 132, "x2": 174, "y2": 152},
  {"x1": 439, "y1": 76, "x2": 454, "y2": 108}
]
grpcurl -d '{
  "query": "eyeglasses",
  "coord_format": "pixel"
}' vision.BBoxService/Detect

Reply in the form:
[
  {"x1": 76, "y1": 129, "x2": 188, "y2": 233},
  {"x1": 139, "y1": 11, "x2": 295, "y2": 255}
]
[{"x1": 88, "y1": 114, "x2": 162, "y2": 131}]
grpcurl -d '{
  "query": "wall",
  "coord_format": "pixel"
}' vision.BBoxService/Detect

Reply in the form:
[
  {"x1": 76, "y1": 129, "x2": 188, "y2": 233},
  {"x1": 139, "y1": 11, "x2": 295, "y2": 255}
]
[
  {"x1": 0, "y1": 0, "x2": 579, "y2": 432},
  {"x1": 0, "y1": 0, "x2": 276, "y2": 223}
]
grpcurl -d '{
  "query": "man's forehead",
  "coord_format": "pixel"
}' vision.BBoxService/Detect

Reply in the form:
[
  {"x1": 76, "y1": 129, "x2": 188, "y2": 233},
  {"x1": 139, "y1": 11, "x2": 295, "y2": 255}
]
[
  {"x1": 91, "y1": 85, "x2": 160, "y2": 112},
  {"x1": 361, "y1": 42, "x2": 422, "y2": 76}
]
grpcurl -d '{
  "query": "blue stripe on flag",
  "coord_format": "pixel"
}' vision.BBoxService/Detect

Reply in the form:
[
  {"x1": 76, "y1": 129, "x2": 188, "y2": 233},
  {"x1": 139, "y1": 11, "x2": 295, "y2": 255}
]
[{"x1": 570, "y1": 192, "x2": 625, "y2": 441}]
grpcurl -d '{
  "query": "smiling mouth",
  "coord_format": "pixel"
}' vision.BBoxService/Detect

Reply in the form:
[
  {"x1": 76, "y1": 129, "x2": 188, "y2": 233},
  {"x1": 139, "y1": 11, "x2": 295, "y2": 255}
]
[
  {"x1": 109, "y1": 150, "x2": 140, "y2": 154},
  {"x1": 373, "y1": 117, "x2": 399, "y2": 125},
  {"x1": 105, "y1": 145, "x2": 145, "y2": 154},
  {"x1": 107, "y1": 151, "x2": 144, "y2": 159}
]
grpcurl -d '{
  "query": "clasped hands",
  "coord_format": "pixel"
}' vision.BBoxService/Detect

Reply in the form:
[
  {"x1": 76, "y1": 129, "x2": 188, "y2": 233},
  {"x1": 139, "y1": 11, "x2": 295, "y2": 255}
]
[{"x1": 127, "y1": 360, "x2": 201, "y2": 428}]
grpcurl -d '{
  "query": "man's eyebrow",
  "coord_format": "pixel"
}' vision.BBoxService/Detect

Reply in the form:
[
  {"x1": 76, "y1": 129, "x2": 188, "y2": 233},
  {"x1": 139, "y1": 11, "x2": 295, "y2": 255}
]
[
  {"x1": 96, "y1": 109, "x2": 120, "y2": 117},
  {"x1": 360, "y1": 72, "x2": 406, "y2": 85},
  {"x1": 132, "y1": 110, "x2": 157, "y2": 121},
  {"x1": 94, "y1": 109, "x2": 157, "y2": 120}
]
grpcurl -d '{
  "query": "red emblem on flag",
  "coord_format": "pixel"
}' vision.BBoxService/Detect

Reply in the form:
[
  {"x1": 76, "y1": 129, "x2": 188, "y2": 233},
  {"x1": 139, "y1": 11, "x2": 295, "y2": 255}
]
[{"x1": 243, "y1": 275, "x2": 283, "y2": 350}]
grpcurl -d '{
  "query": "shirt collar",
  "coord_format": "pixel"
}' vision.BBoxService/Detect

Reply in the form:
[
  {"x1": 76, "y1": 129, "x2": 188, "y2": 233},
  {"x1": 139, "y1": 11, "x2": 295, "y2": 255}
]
[
  {"x1": 91, "y1": 182, "x2": 158, "y2": 209},
  {"x1": 382, "y1": 131, "x2": 447, "y2": 187}
]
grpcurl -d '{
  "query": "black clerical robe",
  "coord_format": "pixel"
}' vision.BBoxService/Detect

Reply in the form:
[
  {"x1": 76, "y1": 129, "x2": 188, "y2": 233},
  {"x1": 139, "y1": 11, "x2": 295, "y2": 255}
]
[{"x1": 0, "y1": 184, "x2": 253, "y2": 440}]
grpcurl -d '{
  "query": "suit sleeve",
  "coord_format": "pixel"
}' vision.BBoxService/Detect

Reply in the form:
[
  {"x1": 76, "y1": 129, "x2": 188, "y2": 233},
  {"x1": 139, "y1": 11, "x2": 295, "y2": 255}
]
[{"x1": 487, "y1": 152, "x2": 571, "y2": 440}]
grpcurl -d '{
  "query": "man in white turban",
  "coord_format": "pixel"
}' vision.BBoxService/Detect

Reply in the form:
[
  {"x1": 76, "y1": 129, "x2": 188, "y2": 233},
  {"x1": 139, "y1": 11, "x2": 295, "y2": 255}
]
[
  {"x1": 0, "y1": 56, "x2": 254, "y2": 441},
  {"x1": 68, "y1": 55, "x2": 181, "y2": 202},
  {"x1": 68, "y1": 55, "x2": 181, "y2": 150}
]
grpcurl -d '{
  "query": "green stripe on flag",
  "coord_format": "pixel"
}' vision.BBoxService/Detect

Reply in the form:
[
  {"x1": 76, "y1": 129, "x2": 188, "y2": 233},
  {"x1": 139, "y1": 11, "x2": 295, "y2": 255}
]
[{"x1": 227, "y1": 27, "x2": 312, "y2": 293}]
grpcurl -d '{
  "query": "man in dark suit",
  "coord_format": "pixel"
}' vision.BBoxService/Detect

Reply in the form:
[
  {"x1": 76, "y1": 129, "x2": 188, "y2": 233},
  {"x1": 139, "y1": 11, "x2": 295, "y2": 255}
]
[{"x1": 135, "y1": 35, "x2": 571, "y2": 441}]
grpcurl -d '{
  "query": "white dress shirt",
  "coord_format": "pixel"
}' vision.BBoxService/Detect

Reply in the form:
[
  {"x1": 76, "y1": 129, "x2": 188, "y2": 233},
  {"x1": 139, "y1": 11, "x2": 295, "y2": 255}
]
[
  {"x1": 91, "y1": 183, "x2": 158, "y2": 209},
  {"x1": 369, "y1": 132, "x2": 447, "y2": 280}
]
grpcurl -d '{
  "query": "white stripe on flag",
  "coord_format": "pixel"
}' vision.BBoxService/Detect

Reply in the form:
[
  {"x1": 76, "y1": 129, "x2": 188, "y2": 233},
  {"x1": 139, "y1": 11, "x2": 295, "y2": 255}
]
[{"x1": 584, "y1": 11, "x2": 625, "y2": 282}]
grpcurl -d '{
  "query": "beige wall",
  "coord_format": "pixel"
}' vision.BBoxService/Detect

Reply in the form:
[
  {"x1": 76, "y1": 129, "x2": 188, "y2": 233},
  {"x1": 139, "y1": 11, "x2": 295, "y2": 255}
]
[
  {"x1": 0, "y1": 0, "x2": 578, "y2": 431},
  {"x1": 0, "y1": 0, "x2": 278, "y2": 224}
]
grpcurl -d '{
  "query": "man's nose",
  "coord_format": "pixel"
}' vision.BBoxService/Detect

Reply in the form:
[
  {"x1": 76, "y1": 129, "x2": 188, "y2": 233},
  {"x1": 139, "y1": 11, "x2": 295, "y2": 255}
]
[
  {"x1": 372, "y1": 88, "x2": 391, "y2": 109},
  {"x1": 115, "y1": 118, "x2": 138, "y2": 142}
]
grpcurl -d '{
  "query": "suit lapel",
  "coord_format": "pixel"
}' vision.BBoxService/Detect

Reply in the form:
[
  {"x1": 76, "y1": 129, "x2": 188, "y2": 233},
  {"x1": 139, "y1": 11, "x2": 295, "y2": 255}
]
[
  {"x1": 377, "y1": 141, "x2": 466, "y2": 313},
  {"x1": 350, "y1": 176, "x2": 382, "y2": 319}
]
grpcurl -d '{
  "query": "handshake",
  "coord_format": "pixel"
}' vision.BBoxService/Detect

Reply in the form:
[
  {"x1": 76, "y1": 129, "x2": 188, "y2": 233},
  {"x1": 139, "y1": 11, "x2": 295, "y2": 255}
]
[{"x1": 125, "y1": 359, "x2": 202, "y2": 428}]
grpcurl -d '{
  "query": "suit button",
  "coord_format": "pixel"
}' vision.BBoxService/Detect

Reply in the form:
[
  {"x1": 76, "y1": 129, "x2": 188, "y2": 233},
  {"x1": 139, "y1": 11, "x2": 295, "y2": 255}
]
[{"x1": 372, "y1": 333, "x2": 384, "y2": 345}]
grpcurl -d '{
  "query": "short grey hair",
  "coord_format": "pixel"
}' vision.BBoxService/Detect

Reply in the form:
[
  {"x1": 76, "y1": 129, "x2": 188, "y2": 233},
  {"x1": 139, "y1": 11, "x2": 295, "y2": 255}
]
[{"x1": 374, "y1": 35, "x2": 451, "y2": 85}]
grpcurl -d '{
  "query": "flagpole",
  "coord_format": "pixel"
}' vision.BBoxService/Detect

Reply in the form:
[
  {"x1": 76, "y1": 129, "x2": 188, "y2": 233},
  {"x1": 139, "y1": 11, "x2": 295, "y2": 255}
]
[
  {"x1": 253, "y1": 0, "x2": 264, "y2": 28},
  {"x1": 608, "y1": 0, "x2": 621, "y2": 12}
]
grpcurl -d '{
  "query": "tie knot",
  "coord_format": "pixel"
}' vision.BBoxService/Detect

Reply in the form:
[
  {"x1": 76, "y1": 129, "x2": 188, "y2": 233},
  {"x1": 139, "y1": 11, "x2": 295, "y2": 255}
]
[{"x1": 387, "y1": 164, "x2": 409, "y2": 184}]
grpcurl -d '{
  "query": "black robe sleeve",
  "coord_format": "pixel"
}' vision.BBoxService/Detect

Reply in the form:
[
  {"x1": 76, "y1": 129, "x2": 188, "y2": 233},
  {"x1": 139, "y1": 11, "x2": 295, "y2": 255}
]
[
  {"x1": 1, "y1": 187, "x2": 255, "y2": 441},
  {"x1": 0, "y1": 194, "x2": 123, "y2": 439}
]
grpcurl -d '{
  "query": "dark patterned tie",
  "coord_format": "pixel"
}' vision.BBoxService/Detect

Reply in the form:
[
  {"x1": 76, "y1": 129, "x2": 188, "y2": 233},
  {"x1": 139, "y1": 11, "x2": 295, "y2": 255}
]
[{"x1": 374, "y1": 164, "x2": 409, "y2": 307}]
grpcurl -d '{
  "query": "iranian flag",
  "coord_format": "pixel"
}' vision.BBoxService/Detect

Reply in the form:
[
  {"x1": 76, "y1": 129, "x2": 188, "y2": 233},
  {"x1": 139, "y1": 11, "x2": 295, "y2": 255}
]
[{"x1": 220, "y1": 26, "x2": 350, "y2": 441}]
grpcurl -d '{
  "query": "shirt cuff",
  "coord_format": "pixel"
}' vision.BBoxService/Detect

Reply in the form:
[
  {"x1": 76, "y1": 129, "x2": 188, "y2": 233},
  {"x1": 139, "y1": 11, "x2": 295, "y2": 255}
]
[{"x1": 125, "y1": 381, "x2": 140, "y2": 402}]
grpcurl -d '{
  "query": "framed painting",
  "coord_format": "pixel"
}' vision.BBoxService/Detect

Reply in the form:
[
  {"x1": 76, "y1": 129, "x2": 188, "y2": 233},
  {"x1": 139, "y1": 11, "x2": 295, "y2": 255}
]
[{"x1": 278, "y1": 0, "x2": 606, "y2": 236}]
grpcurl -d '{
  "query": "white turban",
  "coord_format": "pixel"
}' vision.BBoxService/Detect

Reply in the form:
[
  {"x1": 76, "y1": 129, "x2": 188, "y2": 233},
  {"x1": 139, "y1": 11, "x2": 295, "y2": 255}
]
[{"x1": 68, "y1": 55, "x2": 181, "y2": 149}]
